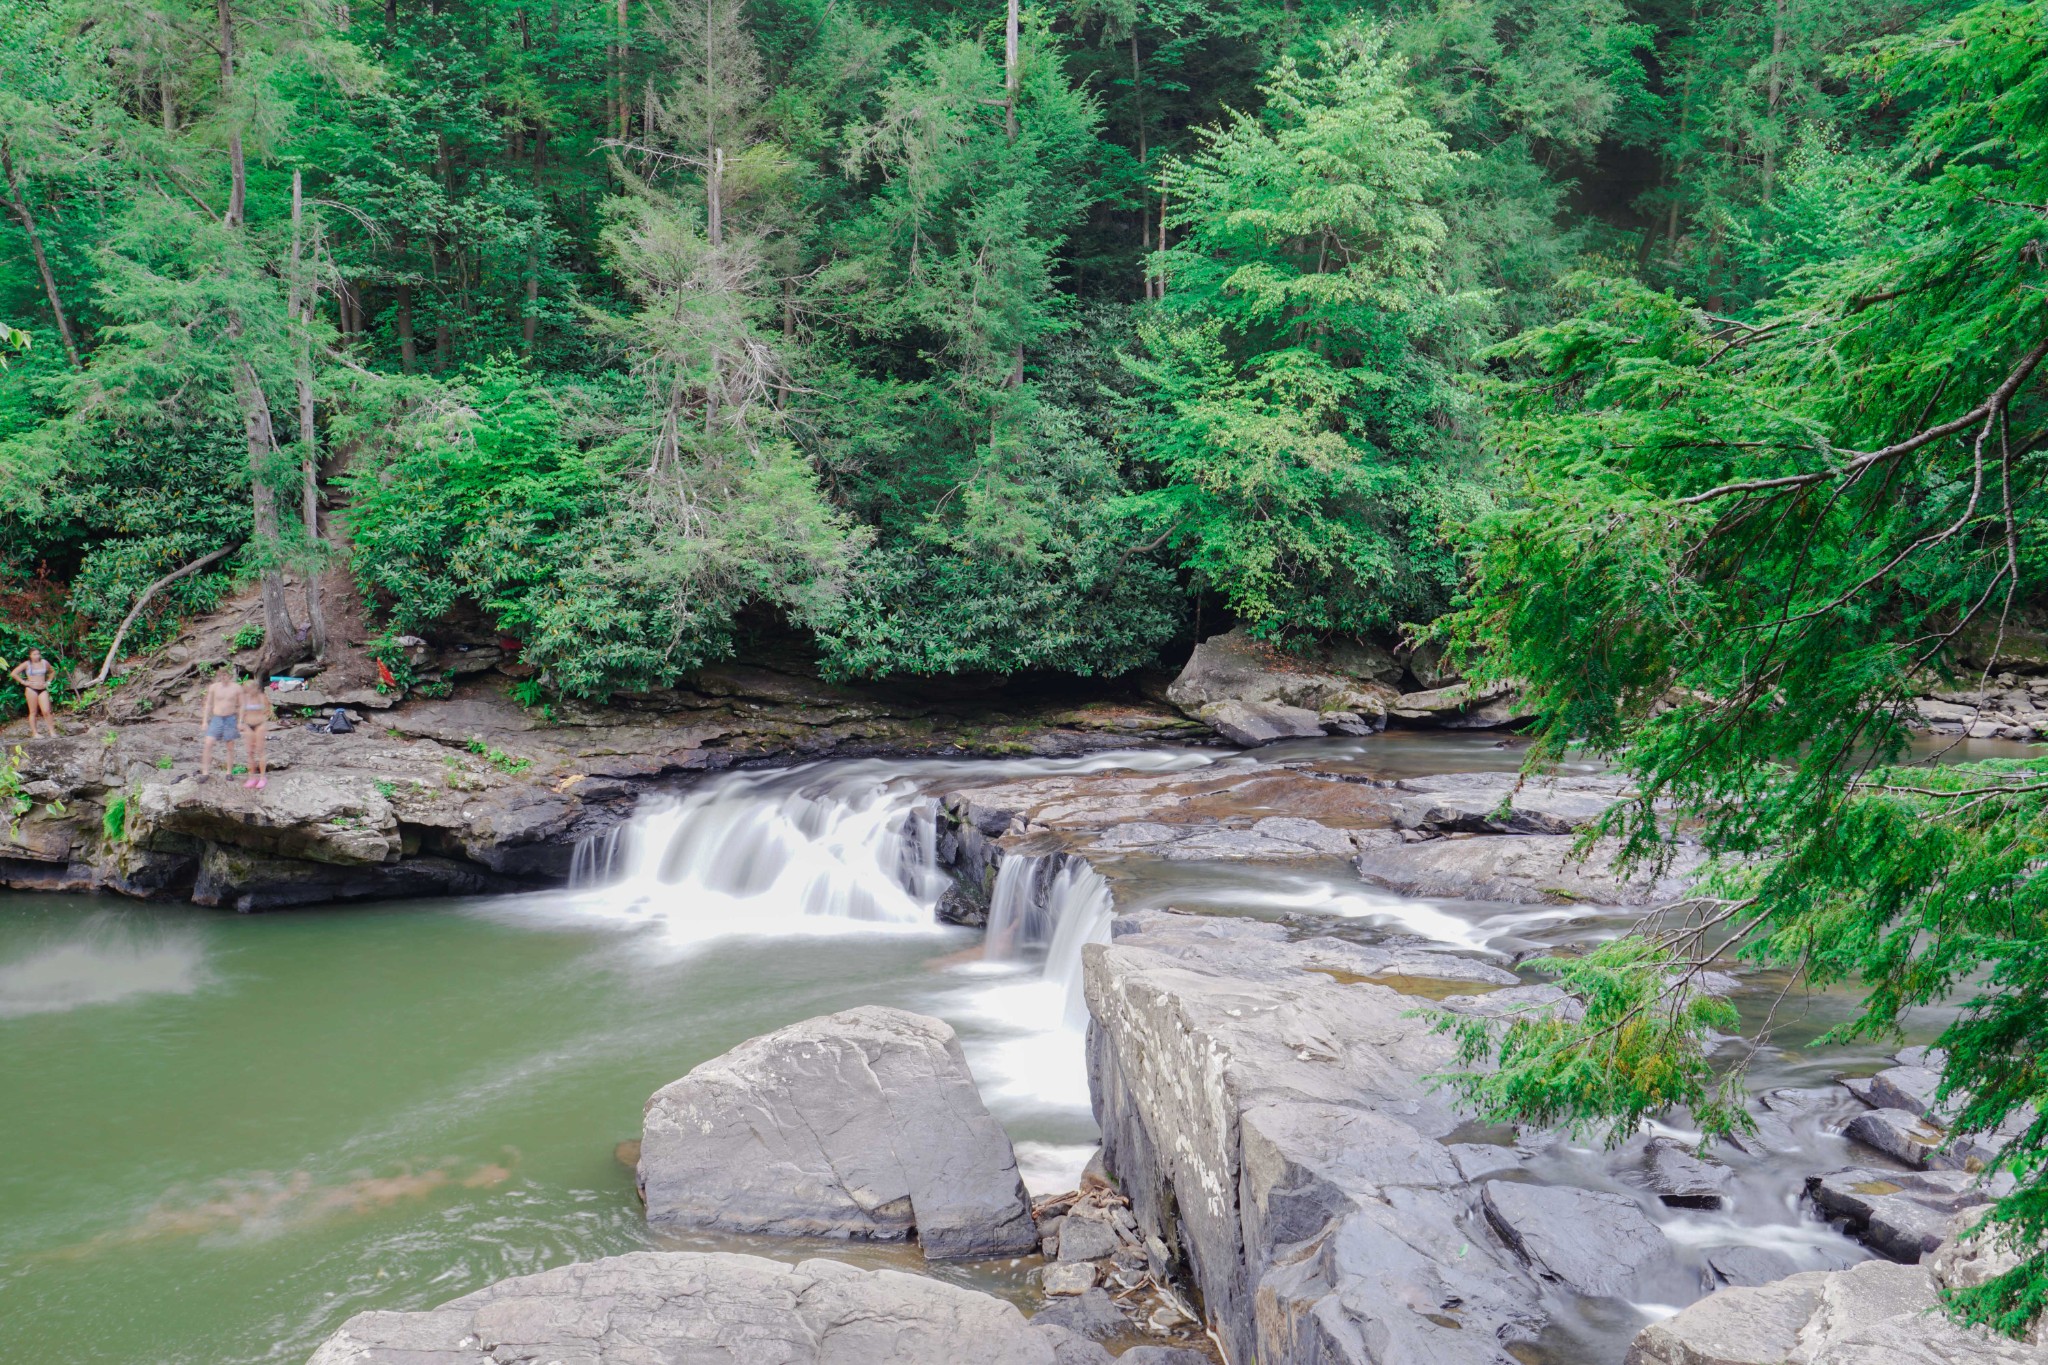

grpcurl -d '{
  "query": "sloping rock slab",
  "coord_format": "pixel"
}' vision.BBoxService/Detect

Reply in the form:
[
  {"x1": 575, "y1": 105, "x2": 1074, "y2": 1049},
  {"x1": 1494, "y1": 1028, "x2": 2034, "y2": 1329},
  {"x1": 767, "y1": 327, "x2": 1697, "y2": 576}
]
[
  {"x1": 306, "y1": 1251, "x2": 1070, "y2": 1364},
  {"x1": 1198, "y1": 699, "x2": 1325, "y2": 746},
  {"x1": 1355, "y1": 833, "x2": 1705, "y2": 907},
  {"x1": 640, "y1": 1006, "x2": 1036, "y2": 1259},
  {"x1": 1480, "y1": 1181, "x2": 1677, "y2": 1298},
  {"x1": 1626, "y1": 1255, "x2": 2038, "y2": 1364}
]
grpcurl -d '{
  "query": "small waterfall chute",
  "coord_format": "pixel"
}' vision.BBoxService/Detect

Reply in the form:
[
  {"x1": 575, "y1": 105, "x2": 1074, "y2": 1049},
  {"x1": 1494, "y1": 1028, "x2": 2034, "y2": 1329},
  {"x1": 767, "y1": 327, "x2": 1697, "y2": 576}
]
[{"x1": 982, "y1": 854, "x2": 1114, "y2": 1029}]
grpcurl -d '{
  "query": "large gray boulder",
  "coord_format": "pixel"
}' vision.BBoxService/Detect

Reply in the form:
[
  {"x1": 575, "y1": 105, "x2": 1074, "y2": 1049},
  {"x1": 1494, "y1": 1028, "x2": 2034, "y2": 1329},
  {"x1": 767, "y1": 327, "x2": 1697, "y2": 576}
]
[
  {"x1": 639, "y1": 1007, "x2": 1037, "y2": 1259},
  {"x1": 305, "y1": 1251, "x2": 1073, "y2": 1364},
  {"x1": 1165, "y1": 628, "x2": 1398, "y2": 742},
  {"x1": 1388, "y1": 680, "x2": 1533, "y2": 729},
  {"x1": 1625, "y1": 1254, "x2": 2038, "y2": 1364}
]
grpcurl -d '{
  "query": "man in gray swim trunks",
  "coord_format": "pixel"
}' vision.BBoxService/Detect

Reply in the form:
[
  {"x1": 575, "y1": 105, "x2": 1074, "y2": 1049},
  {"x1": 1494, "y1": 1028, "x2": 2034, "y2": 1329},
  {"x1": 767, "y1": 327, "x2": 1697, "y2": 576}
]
[{"x1": 198, "y1": 665, "x2": 245, "y2": 782}]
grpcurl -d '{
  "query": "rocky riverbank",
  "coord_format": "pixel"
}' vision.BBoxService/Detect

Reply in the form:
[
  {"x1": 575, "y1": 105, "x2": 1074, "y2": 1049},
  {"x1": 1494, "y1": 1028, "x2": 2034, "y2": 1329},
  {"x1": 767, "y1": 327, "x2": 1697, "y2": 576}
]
[{"x1": 0, "y1": 620, "x2": 1544, "y2": 911}]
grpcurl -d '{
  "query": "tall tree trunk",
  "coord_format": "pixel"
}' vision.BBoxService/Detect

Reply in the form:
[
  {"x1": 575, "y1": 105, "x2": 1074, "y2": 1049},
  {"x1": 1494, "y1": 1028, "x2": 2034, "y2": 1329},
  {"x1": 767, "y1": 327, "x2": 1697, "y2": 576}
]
[
  {"x1": 1763, "y1": 0, "x2": 1787, "y2": 201},
  {"x1": 160, "y1": 74, "x2": 176, "y2": 133},
  {"x1": 616, "y1": 0, "x2": 630, "y2": 142},
  {"x1": 396, "y1": 273, "x2": 417, "y2": 371},
  {"x1": 217, "y1": 0, "x2": 245, "y2": 227},
  {"x1": 1004, "y1": 0, "x2": 1022, "y2": 386},
  {"x1": 0, "y1": 142, "x2": 82, "y2": 369},
  {"x1": 290, "y1": 171, "x2": 327, "y2": 659},
  {"x1": 383, "y1": 0, "x2": 394, "y2": 27},
  {"x1": 233, "y1": 354, "x2": 301, "y2": 671},
  {"x1": 1131, "y1": 32, "x2": 1148, "y2": 299},
  {"x1": 216, "y1": 0, "x2": 299, "y2": 667},
  {"x1": 704, "y1": 0, "x2": 721, "y2": 245},
  {"x1": 522, "y1": 238, "x2": 540, "y2": 355}
]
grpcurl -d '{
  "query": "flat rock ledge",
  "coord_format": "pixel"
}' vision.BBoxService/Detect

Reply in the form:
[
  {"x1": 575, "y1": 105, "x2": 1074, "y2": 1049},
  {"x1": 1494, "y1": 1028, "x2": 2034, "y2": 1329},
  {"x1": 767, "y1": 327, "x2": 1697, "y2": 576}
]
[
  {"x1": 639, "y1": 1006, "x2": 1037, "y2": 1259},
  {"x1": 304, "y1": 1250, "x2": 1091, "y2": 1364}
]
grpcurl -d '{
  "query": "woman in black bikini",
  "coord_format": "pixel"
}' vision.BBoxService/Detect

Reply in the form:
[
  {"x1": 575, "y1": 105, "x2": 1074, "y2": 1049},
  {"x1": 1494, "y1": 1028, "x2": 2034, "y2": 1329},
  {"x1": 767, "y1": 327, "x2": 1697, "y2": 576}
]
[{"x1": 10, "y1": 648, "x2": 57, "y2": 739}]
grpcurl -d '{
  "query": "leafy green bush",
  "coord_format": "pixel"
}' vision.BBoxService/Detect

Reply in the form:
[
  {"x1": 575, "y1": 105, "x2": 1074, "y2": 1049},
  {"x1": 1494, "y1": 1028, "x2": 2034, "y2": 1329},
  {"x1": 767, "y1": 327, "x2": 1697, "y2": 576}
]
[{"x1": 230, "y1": 623, "x2": 265, "y2": 652}]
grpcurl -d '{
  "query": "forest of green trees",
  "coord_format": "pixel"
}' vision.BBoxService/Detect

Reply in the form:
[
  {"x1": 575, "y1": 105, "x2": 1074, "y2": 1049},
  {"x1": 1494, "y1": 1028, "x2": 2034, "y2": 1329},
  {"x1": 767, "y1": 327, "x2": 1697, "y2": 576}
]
[
  {"x1": 7, "y1": 0, "x2": 2026, "y2": 693},
  {"x1": 6, "y1": 0, "x2": 2048, "y2": 1329}
]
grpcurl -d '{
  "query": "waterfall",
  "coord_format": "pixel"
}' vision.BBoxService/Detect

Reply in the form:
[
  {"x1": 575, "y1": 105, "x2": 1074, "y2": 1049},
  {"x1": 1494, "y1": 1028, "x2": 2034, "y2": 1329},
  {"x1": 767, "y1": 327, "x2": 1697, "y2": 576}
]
[
  {"x1": 561, "y1": 765, "x2": 948, "y2": 948},
  {"x1": 983, "y1": 854, "x2": 1114, "y2": 1029}
]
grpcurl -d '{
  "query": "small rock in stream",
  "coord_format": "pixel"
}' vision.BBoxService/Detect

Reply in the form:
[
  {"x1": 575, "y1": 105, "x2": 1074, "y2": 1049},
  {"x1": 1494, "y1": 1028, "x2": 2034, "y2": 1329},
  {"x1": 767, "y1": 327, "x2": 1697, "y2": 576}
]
[
  {"x1": 1056, "y1": 1213, "x2": 1121, "y2": 1262},
  {"x1": 1032, "y1": 1287, "x2": 1128, "y2": 1341},
  {"x1": 1637, "y1": 1136, "x2": 1733, "y2": 1209},
  {"x1": 1042, "y1": 1261, "x2": 1098, "y2": 1296},
  {"x1": 1842, "y1": 1106, "x2": 1952, "y2": 1169}
]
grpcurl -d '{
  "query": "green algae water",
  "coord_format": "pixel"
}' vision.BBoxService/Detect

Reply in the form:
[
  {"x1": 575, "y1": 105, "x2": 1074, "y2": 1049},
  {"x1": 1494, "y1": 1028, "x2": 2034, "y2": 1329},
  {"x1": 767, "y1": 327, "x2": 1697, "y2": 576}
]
[{"x1": 0, "y1": 889, "x2": 1093, "y2": 1364}]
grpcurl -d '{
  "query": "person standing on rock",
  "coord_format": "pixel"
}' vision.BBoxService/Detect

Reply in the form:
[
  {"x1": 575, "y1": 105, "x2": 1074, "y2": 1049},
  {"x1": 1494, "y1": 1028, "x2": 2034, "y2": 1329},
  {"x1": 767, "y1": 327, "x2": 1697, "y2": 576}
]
[
  {"x1": 239, "y1": 677, "x2": 274, "y2": 790},
  {"x1": 10, "y1": 648, "x2": 58, "y2": 739},
  {"x1": 198, "y1": 666, "x2": 244, "y2": 782}
]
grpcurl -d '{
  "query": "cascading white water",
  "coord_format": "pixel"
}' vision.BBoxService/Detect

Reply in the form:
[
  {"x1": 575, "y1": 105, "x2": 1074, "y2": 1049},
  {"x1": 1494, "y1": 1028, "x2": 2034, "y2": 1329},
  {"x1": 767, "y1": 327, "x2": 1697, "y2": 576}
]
[
  {"x1": 983, "y1": 854, "x2": 1115, "y2": 1030},
  {"x1": 560, "y1": 764, "x2": 949, "y2": 950}
]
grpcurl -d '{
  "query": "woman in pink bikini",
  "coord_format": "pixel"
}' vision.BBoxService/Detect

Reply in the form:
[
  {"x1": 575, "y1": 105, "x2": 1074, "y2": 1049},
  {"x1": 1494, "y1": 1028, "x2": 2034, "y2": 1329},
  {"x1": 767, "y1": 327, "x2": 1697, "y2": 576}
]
[
  {"x1": 9, "y1": 648, "x2": 57, "y2": 739},
  {"x1": 239, "y1": 678, "x2": 275, "y2": 789}
]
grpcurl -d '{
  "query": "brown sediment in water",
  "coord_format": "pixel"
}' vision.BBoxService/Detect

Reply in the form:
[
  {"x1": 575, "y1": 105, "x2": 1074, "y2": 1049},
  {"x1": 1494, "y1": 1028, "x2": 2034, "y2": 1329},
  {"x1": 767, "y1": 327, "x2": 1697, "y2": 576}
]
[
  {"x1": 45, "y1": 1158, "x2": 517, "y2": 1259},
  {"x1": 1305, "y1": 966, "x2": 1511, "y2": 1001}
]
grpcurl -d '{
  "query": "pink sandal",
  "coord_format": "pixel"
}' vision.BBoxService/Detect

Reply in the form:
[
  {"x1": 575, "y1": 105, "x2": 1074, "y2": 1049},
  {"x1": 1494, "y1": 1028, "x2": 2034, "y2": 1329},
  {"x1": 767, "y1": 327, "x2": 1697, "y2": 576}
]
[
  {"x1": 255, "y1": 777, "x2": 267, "y2": 790},
  {"x1": 243, "y1": 777, "x2": 259, "y2": 789}
]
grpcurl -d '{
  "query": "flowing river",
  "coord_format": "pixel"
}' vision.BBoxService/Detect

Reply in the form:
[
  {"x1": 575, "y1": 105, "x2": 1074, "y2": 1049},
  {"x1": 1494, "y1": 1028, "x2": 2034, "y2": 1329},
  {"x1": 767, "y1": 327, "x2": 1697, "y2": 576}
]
[{"x1": 0, "y1": 734, "x2": 1978, "y2": 1364}]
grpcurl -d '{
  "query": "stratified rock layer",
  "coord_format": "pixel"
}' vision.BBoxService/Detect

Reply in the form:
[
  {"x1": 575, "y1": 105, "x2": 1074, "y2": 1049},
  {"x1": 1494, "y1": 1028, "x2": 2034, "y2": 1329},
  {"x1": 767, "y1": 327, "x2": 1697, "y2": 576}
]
[
  {"x1": 305, "y1": 1251, "x2": 1074, "y2": 1364},
  {"x1": 639, "y1": 1006, "x2": 1037, "y2": 1259}
]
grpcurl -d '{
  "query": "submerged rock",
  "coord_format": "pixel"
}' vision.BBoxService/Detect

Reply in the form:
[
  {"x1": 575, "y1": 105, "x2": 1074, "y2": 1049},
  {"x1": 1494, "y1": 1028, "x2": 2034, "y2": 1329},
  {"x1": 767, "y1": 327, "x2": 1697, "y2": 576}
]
[
  {"x1": 638, "y1": 1006, "x2": 1037, "y2": 1259},
  {"x1": 305, "y1": 1250, "x2": 1076, "y2": 1364},
  {"x1": 1703, "y1": 1245, "x2": 1801, "y2": 1287}
]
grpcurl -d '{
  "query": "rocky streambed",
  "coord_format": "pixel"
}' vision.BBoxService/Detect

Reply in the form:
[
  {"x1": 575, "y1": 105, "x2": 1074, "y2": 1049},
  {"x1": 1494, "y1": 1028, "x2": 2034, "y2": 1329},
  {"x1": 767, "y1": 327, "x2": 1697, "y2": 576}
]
[{"x1": 3, "y1": 631, "x2": 2040, "y2": 1364}]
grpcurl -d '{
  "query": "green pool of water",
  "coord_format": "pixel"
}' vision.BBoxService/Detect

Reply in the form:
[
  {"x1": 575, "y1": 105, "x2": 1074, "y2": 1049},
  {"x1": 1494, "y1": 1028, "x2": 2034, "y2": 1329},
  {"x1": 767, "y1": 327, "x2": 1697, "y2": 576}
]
[{"x1": 0, "y1": 892, "x2": 1077, "y2": 1365}]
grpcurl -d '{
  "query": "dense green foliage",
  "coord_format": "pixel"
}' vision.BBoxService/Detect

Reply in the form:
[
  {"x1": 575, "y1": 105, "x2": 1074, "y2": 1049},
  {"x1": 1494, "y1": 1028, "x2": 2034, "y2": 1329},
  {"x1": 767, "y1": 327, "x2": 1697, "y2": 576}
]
[
  {"x1": 6, "y1": 0, "x2": 1920, "y2": 695},
  {"x1": 1443, "y1": 0, "x2": 2048, "y2": 1330}
]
